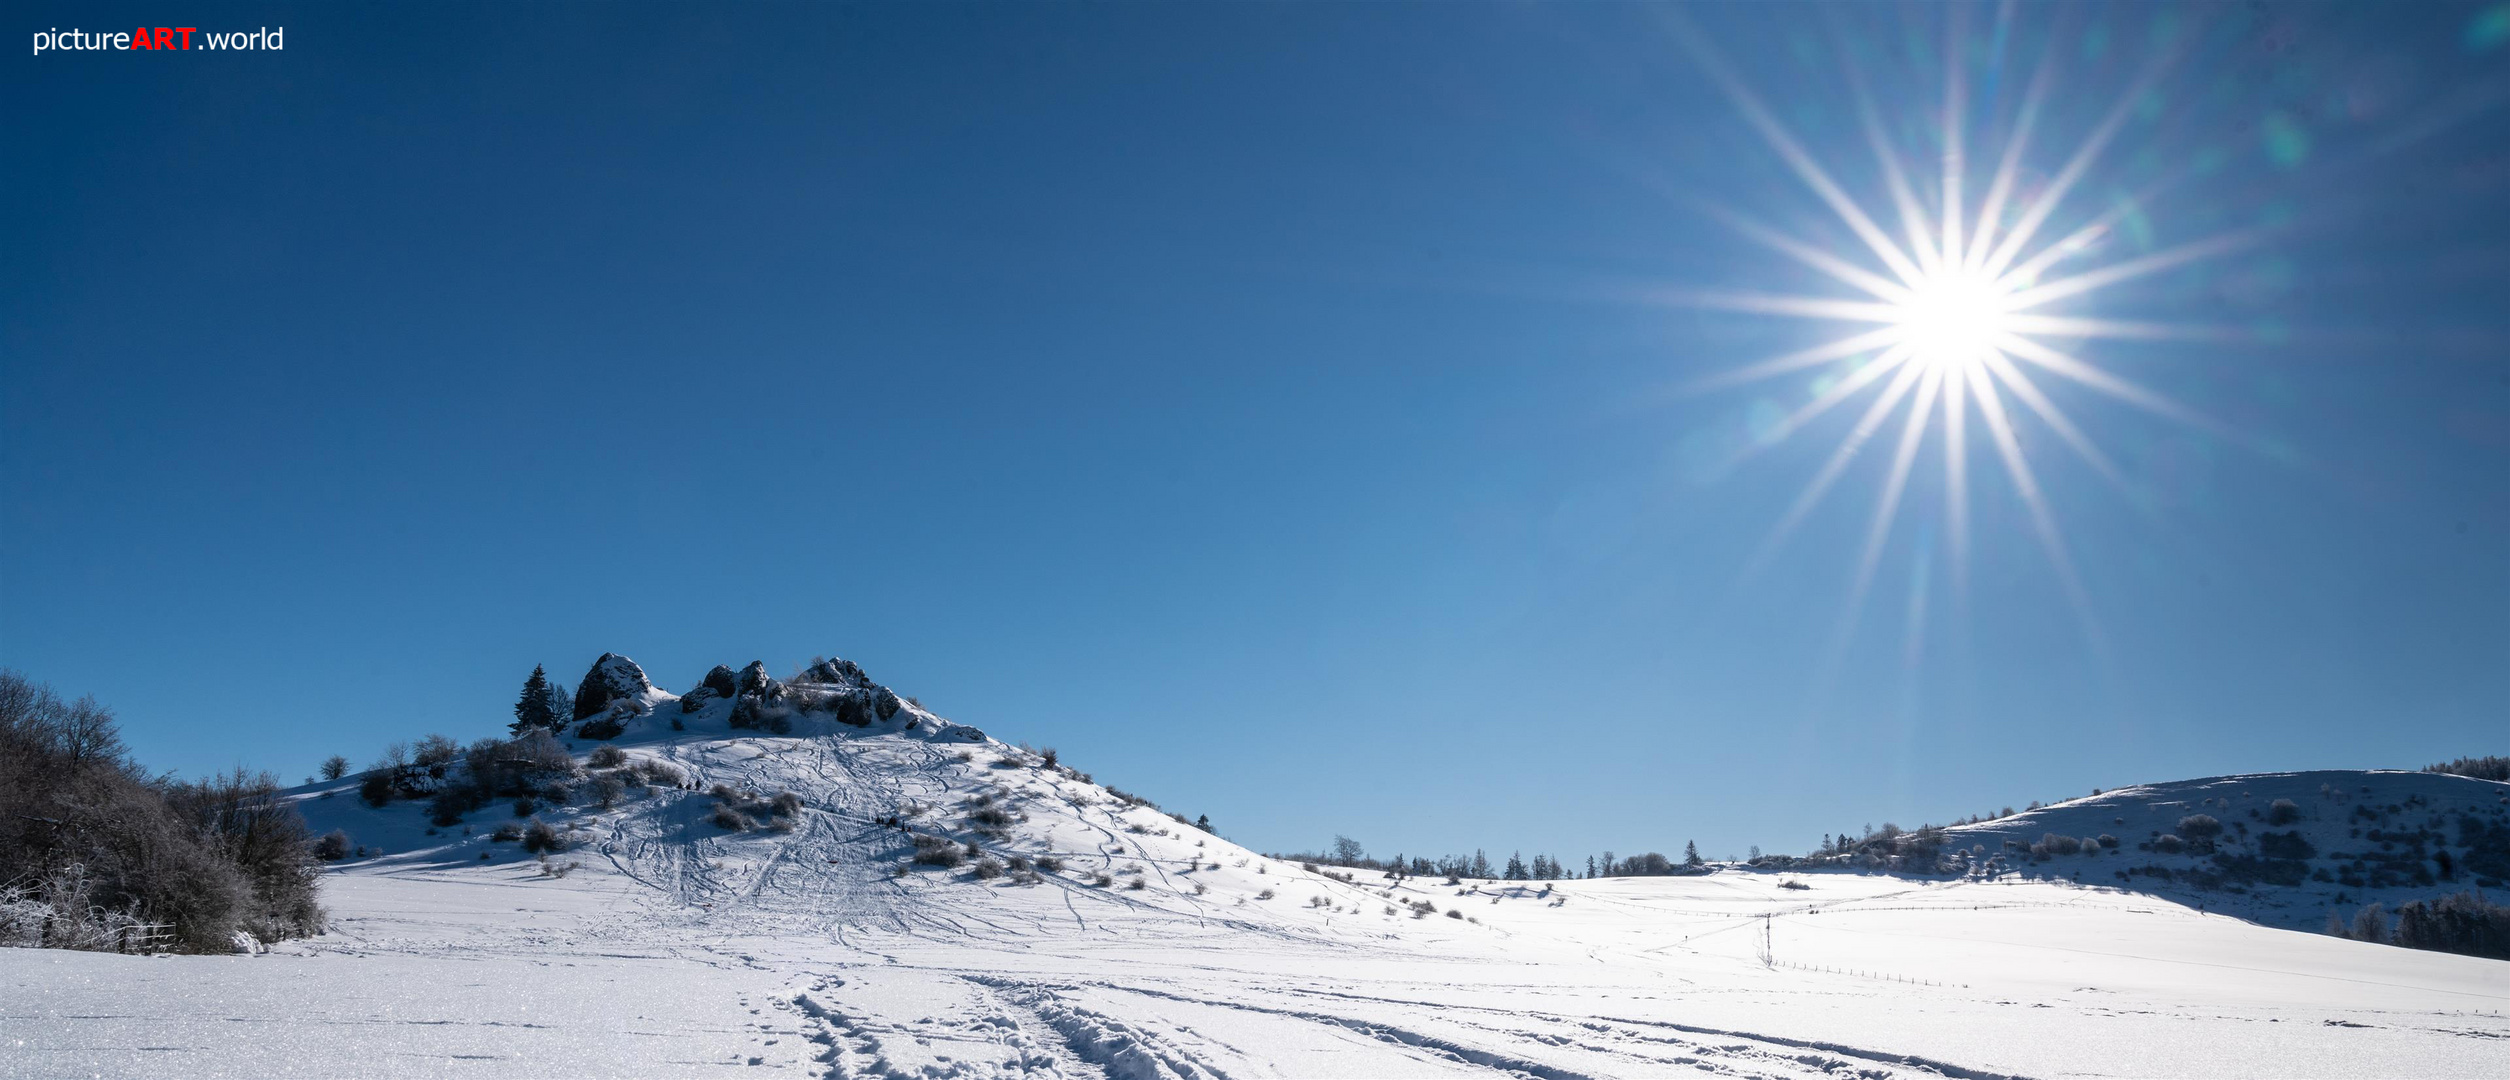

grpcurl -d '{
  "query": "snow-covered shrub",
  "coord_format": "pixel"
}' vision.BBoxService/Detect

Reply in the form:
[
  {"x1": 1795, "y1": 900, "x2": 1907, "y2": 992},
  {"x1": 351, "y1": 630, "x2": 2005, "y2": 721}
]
[
  {"x1": 2268, "y1": 799, "x2": 2302, "y2": 826},
  {"x1": 491, "y1": 822, "x2": 524, "y2": 842},
  {"x1": 1034, "y1": 855, "x2": 1063, "y2": 873},
  {"x1": 2097, "y1": 834, "x2": 2121, "y2": 849},
  {"x1": 1445, "y1": 908, "x2": 1462, "y2": 919},
  {"x1": 359, "y1": 771, "x2": 395, "y2": 807},
  {"x1": 711, "y1": 804, "x2": 754, "y2": 831},
  {"x1": 771, "y1": 791, "x2": 804, "y2": 817},
  {"x1": 972, "y1": 858, "x2": 1005, "y2": 880},
  {"x1": 590, "y1": 773, "x2": 626, "y2": 808},
  {"x1": 312, "y1": 830, "x2": 352, "y2": 862},
  {"x1": 637, "y1": 760, "x2": 686, "y2": 787},
  {"x1": 2176, "y1": 814, "x2": 2224, "y2": 850},
  {"x1": 1254, "y1": 887, "x2": 1274, "y2": 900},
  {"x1": 2153, "y1": 834, "x2": 2187, "y2": 854},
  {"x1": 587, "y1": 745, "x2": 627, "y2": 769},
  {"x1": 2031, "y1": 834, "x2": 2084, "y2": 858},
  {"x1": 910, "y1": 834, "x2": 964, "y2": 868},
  {"x1": 513, "y1": 796, "x2": 539, "y2": 817},
  {"x1": 521, "y1": 819, "x2": 569, "y2": 855},
  {"x1": 1127, "y1": 877, "x2": 1147, "y2": 890}
]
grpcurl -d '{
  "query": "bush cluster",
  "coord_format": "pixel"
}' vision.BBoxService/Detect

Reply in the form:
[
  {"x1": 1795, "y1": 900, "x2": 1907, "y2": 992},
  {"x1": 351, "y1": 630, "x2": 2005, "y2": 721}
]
[{"x1": 0, "y1": 672, "x2": 323, "y2": 952}]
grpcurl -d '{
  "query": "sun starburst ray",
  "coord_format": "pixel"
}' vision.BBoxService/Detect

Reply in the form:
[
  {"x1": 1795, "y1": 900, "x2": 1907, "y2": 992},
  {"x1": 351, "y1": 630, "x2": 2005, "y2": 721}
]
[
  {"x1": 2002, "y1": 230, "x2": 2268, "y2": 311},
  {"x1": 1994, "y1": 332, "x2": 2224, "y2": 434},
  {"x1": 1831, "y1": 22, "x2": 1944, "y2": 278},
  {"x1": 1669, "y1": 18, "x2": 1929, "y2": 287},
  {"x1": 1978, "y1": 52, "x2": 2180, "y2": 282},
  {"x1": 1741, "y1": 350, "x2": 1929, "y2": 578},
  {"x1": 1963, "y1": 37, "x2": 2057, "y2": 273},
  {"x1": 1966, "y1": 361, "x2": 2105, "y2": 651},
  {"x1": 1703, "y1": 205, "x2": 1914, "y2": 303},
  {"x1": 1978, "y1": 349, "x2": 2135, "y2": 498},
  {"x1": 1998, "y1": 314, "x2": 2248, "y2": 342},
  {"x1": 1846, "y1": 366, "x2": 1946, "y2": 622},
  {"x1": 1684, "y1": 326, "x2": 1908, "y2": 392},
  {"x1": 1939, "y1": 6, "x2": 1968, "y2": 282},
  {"x1": 1656, "y1": 289, "x2": 1903, "y2": 324},
  {"x1": 1941, "y1": 359, "x2": 1971, "y2": 593},
  {"x1": 1739, "y1": 341, "x2": 1918, "y2": 455}
]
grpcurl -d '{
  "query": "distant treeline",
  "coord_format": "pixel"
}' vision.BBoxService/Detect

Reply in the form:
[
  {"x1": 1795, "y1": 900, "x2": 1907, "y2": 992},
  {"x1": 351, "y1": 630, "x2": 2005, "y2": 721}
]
[
  {"x1": 2425, "y1": 756, "x2": 2509, "y2": 783},
  {"x1": 0, "y1": 671, "x2": 323, "y2": 953},
  {"x1": 1270, "y1": 836, "x2": 1712, "y2": 880}
]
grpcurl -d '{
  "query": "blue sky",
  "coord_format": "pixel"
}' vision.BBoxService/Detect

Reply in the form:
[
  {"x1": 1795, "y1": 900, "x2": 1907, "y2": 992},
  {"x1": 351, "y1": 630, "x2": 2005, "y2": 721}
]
[{"x1": 5, "y1": 2, "x2": 2505, "y2": 863}]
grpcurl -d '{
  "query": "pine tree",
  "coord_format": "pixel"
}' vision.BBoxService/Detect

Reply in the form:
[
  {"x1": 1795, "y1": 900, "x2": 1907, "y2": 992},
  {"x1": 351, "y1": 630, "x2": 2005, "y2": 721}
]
[
  {"x1": 1585, "y1": 855, "x2": 1597, "y2": 879},
  {"x1": 512, "y1": 665, "x2": 560, "y2": 735},
  {"x1": 1470, "y1": 849, "x2": 1492, "y2": 878},
  {"x1": 1195, "y1": 814, "x2": 1211, "y2": 832},
  {"x1": 1684, "y1": 840, "x2": 1702, "y2": 867}
]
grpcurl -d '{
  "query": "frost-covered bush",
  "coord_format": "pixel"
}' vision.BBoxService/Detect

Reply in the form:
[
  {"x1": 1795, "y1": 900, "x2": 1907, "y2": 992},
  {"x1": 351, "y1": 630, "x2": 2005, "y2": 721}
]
[
  {"x1": 711, "y1": 804, "x2": 754, "y2": 831},
  {"x1": 2176, "y1": 814, "x2": 2223, "y2": 849},
  {"x1": 1034, "y1": 855, "x2": 1063, "y2": 874},
  {"x1": 2153, "y1": 834, "x2": 2187, "y2": 854},
  {"x1": 910, "y1": 834, "x2": 964, "y2": 868},
  {"x1": 521, "y1": 819, "x2": 569, "y2": 855},
  {"x1": 312, "y1": 830, "x2": 352, "y2": 862},
  {"x1": 973, "y1": 858, "x2": 1005, "y2": 880},
  {"x1": 491, "y1": 822, "x2": 524, "y2": 842},
  {"x1": 587, "y1": 745, "x2": 628, "y2": 769},
  {"x1": 2268, "y1": 799, "x2": 2302, "y2": 826},
  {"x1": 771, "y1": 791, "x2": 805, "y2": 817},
  {"x1": 2031, "y1": 833, "x2": 2084, "y2": 858}
]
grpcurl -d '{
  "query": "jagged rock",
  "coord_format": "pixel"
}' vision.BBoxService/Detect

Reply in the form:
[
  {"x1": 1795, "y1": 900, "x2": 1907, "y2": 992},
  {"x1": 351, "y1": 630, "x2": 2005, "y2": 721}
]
[
  {"x1": 701, "y1": 665, "x2": 739, "y2": 699},
  {"x1": 875, "y1": 687, "x2": 903, "y2": 721},
  {"x1": 735, "y1": 661, "x2": 776, "y2": 697},
  {"x1": 679, "y1": 687, "x2": 718, "y2": 714},
  {"x1": 800, "y1": 657, "x2": 873, "y2": 689},
  {"x1": 572, "y1": 654, "x2": 655, "y2": 721}
]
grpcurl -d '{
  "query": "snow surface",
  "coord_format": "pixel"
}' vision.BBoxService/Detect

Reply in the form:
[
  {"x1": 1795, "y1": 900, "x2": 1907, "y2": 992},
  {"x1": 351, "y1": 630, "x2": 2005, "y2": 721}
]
[{"x1": 6, "y1": 698, "x2": 2506, "y2": 1079}]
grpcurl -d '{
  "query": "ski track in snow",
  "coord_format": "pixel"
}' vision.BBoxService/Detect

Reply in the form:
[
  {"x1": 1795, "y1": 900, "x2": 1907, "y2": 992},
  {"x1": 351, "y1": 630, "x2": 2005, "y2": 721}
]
[{"x1": 7, "y1": 706, "x2": 2508, "y2": 1079}]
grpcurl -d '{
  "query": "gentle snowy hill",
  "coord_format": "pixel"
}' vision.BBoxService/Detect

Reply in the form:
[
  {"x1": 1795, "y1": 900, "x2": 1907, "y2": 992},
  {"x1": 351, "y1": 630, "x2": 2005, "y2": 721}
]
[
  {"x1": 7, "y1": 655, "x2": 2507, "y2": 1079},
  {"x1": 1938, "y1": 770, "x2": 2510, "y2": 931}
]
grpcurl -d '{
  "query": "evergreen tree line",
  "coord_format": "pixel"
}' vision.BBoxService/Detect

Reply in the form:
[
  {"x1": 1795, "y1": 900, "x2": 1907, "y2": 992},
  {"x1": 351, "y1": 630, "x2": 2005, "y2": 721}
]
[{"x1": 0, "y1": 671, "x2": 323, "y2": 953}]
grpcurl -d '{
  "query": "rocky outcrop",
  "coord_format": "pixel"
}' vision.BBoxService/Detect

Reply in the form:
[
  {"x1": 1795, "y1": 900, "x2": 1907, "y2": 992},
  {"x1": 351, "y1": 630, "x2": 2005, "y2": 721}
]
[{"x1": 572, "y1": 653, "x2": 656, "y2": 721}]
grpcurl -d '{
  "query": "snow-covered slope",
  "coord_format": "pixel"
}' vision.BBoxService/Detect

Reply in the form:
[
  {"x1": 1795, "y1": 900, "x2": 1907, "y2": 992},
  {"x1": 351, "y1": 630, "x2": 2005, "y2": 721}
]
[
  {"x1": 5, "y1": 657, "x2": 2507, "y2": 1079},
  {"x1": 1938, "y1": 770, "x2": 2510, "y2": 931}
]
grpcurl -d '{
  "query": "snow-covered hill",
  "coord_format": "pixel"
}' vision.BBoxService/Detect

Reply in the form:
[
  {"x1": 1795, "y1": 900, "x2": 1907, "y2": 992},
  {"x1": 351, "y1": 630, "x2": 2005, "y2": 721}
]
[
  {"x1": 1937, "y1": 770, "x2": 2510, "y2": 931},
  {"x1": 6, "y1": 656, "x2": 2506, "y2": 1079}
]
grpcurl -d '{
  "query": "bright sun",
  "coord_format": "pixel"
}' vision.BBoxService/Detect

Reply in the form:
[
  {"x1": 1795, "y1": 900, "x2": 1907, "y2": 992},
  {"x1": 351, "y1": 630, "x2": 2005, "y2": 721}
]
[
  {"x1": 1895, "y1": 270, "x2": 2010, "y2": 373},
  {"x1": 1660, "y1": 9, "x2": 2261, "y2": 659}
]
